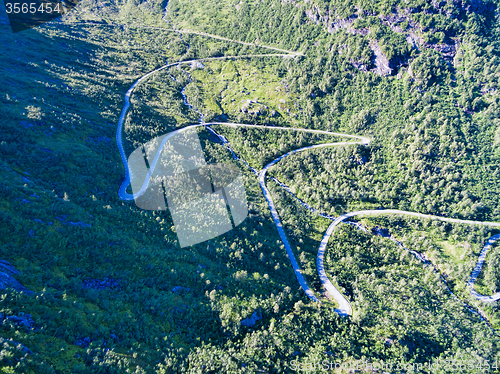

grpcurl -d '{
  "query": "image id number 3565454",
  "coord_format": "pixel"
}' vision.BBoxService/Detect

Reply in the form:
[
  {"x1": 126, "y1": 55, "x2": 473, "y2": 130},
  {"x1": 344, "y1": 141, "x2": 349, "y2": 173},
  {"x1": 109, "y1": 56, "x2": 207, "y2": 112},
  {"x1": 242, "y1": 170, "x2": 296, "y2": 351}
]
[{"x1": 5, "y1": 2, "x2": 63, "y2": 13}]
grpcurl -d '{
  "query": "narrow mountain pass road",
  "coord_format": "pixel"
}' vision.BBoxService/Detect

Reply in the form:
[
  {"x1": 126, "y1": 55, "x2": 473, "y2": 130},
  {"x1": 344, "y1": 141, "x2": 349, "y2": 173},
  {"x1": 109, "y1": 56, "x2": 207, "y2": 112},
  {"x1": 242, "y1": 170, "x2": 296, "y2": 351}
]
[
  {"x1": 468, "y1": 234, "x2": 500, "y2": 302},
  {"x1": 317, "y1": 210, "x2": 500, "y2": 316},
  {"x1": 258, "y1": 139, "x2": 369, "y2": 304},
  {"x1": 112, "y1": 26, "x2": 500, "y2": 320},
  {"x1": 116, "y1": 54, "x2": 299, "y2": 201}
]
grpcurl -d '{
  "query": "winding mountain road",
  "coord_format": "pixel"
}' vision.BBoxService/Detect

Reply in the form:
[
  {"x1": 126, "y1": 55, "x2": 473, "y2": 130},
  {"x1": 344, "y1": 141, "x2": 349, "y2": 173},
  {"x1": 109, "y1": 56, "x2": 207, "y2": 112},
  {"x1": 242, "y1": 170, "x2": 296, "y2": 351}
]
[
  {"x1": 116, "y1": 54, "x2": 300, "y2": 200},
  {"x1": 316, "y1": 210, "x2": 500, "y2": 316},
  {"x1": 113, "y1": 25, "x2": 500, "y2": 318},
  {"x1": 468, "y1": 234, "x2": 500, "y2": 302}
]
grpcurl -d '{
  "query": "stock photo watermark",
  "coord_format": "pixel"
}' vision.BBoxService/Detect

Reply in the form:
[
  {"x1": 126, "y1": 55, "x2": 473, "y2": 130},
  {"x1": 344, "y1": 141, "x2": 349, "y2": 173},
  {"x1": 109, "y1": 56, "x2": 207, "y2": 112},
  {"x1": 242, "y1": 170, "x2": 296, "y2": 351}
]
[
  {"x1": 128, "y1": 128, "x2": 248, "y2": 247},
  {"x1": 3, "y1": 0, "x2": 79, "y2": 32},
  {"x1": 288, "y1": 358, "x2": 500, "y2": 372}
]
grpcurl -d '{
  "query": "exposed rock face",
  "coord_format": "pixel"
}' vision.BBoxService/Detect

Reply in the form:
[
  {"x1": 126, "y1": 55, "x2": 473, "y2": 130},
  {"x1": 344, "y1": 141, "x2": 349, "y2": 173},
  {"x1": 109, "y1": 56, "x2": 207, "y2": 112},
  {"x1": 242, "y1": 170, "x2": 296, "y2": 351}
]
[
  {"x1": 303, "y1": 7, "x2": 397, "y2": 75},
  {"x1": 369, "y1": 40, "x2": 392, "y2": 76},
  {"x1": 371, "y1": 226, "x2": 390, "y2": 238},
  {"x1": 301, "y1": 2, "x2": 470, "y2": 75},
  {"x1": 0, "y1": 260, "x2": 19, "y2": 275},
  {"x1": 0, "y1": 260, "x2": 31, "y2": 294},
  {"x1": 190, "y1": 61, "x2": 204, "y2": 69},
  {"x1": 239, "y1": 99, "x2": 270, "y2": 116}
]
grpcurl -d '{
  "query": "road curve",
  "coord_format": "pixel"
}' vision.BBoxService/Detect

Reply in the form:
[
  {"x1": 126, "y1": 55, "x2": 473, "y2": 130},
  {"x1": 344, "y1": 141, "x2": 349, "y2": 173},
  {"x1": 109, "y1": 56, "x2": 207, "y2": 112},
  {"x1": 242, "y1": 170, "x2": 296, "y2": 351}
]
[
  {"x1": 113, "y1": 26, "x2": 500, "y2": 316},
  {"x1": 317, "y1": 215, "x2": 354, "y2": 316},
  {"x1": 116, "y1": 54, "x2": 299, "y2": 200},
  {"x1": 468, "y1": 234, "x2": 500, "y2": 302},
  {"x1": 113, "y1": 40, "x2": 362, "y2": 303},
  {"x1": 317, "y1": 210, "x2": 500, "y2": 315},
  {"x1": 258, "y1": 138, "x2": 369, "y2": 303}
]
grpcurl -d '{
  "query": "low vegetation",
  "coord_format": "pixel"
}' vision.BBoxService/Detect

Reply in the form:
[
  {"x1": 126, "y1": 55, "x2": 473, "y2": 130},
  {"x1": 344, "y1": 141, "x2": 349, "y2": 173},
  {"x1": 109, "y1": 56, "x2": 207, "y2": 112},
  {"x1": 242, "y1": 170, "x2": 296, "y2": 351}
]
[{"x1": 1, "y1": 0, "x2": 500, "y2": 372}]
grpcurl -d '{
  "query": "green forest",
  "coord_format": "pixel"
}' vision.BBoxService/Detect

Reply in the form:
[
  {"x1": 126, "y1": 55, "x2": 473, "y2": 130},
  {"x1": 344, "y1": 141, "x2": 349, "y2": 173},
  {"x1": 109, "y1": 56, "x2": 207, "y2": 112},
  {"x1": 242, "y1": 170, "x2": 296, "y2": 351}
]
[{"x1": 1, "y1": 0, "x2": 500, "y2": 372}]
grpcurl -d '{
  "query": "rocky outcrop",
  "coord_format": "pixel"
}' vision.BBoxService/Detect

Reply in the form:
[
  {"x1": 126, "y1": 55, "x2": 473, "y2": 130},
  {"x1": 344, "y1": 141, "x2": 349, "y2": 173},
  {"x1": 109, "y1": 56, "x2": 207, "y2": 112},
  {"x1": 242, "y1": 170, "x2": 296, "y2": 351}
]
[
  {"x1": 369, "y1": 40, "x2": 392, "y2": 76},
  {"x1": 239, "y1": 99, "x2": 272, "y2": 116},
  {"x1": 172, "y1": 286, "x2": 190, "y2": 294},
  {"x1": 302, "y1": 2, "x2": 469, "y2": 75},
  {"x1": 0, "y1": 260, "x2": 31, "y2": 294},
  {"x1": 371, "y1": 226, "x2": 390, "y2": 238}
]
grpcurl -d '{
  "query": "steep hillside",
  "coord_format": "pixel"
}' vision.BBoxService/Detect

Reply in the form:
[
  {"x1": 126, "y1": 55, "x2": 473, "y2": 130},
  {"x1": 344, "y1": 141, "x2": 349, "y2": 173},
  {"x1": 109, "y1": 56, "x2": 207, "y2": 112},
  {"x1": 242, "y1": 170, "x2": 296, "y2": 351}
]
[{"x1": 1, "y1": 0, "x2": 500, "y2": 372}]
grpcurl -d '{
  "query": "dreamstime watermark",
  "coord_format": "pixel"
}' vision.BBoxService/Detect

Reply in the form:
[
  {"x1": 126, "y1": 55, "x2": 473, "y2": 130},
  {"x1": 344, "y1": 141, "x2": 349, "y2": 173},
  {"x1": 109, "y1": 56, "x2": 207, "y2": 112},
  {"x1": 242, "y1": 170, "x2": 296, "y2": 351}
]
[
  {"x1": 287, "y1": 358, "x2": 499, "y2": 372},
  {"x1": 128, "y1": 128, "x2": 247, "y2": 247}
]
